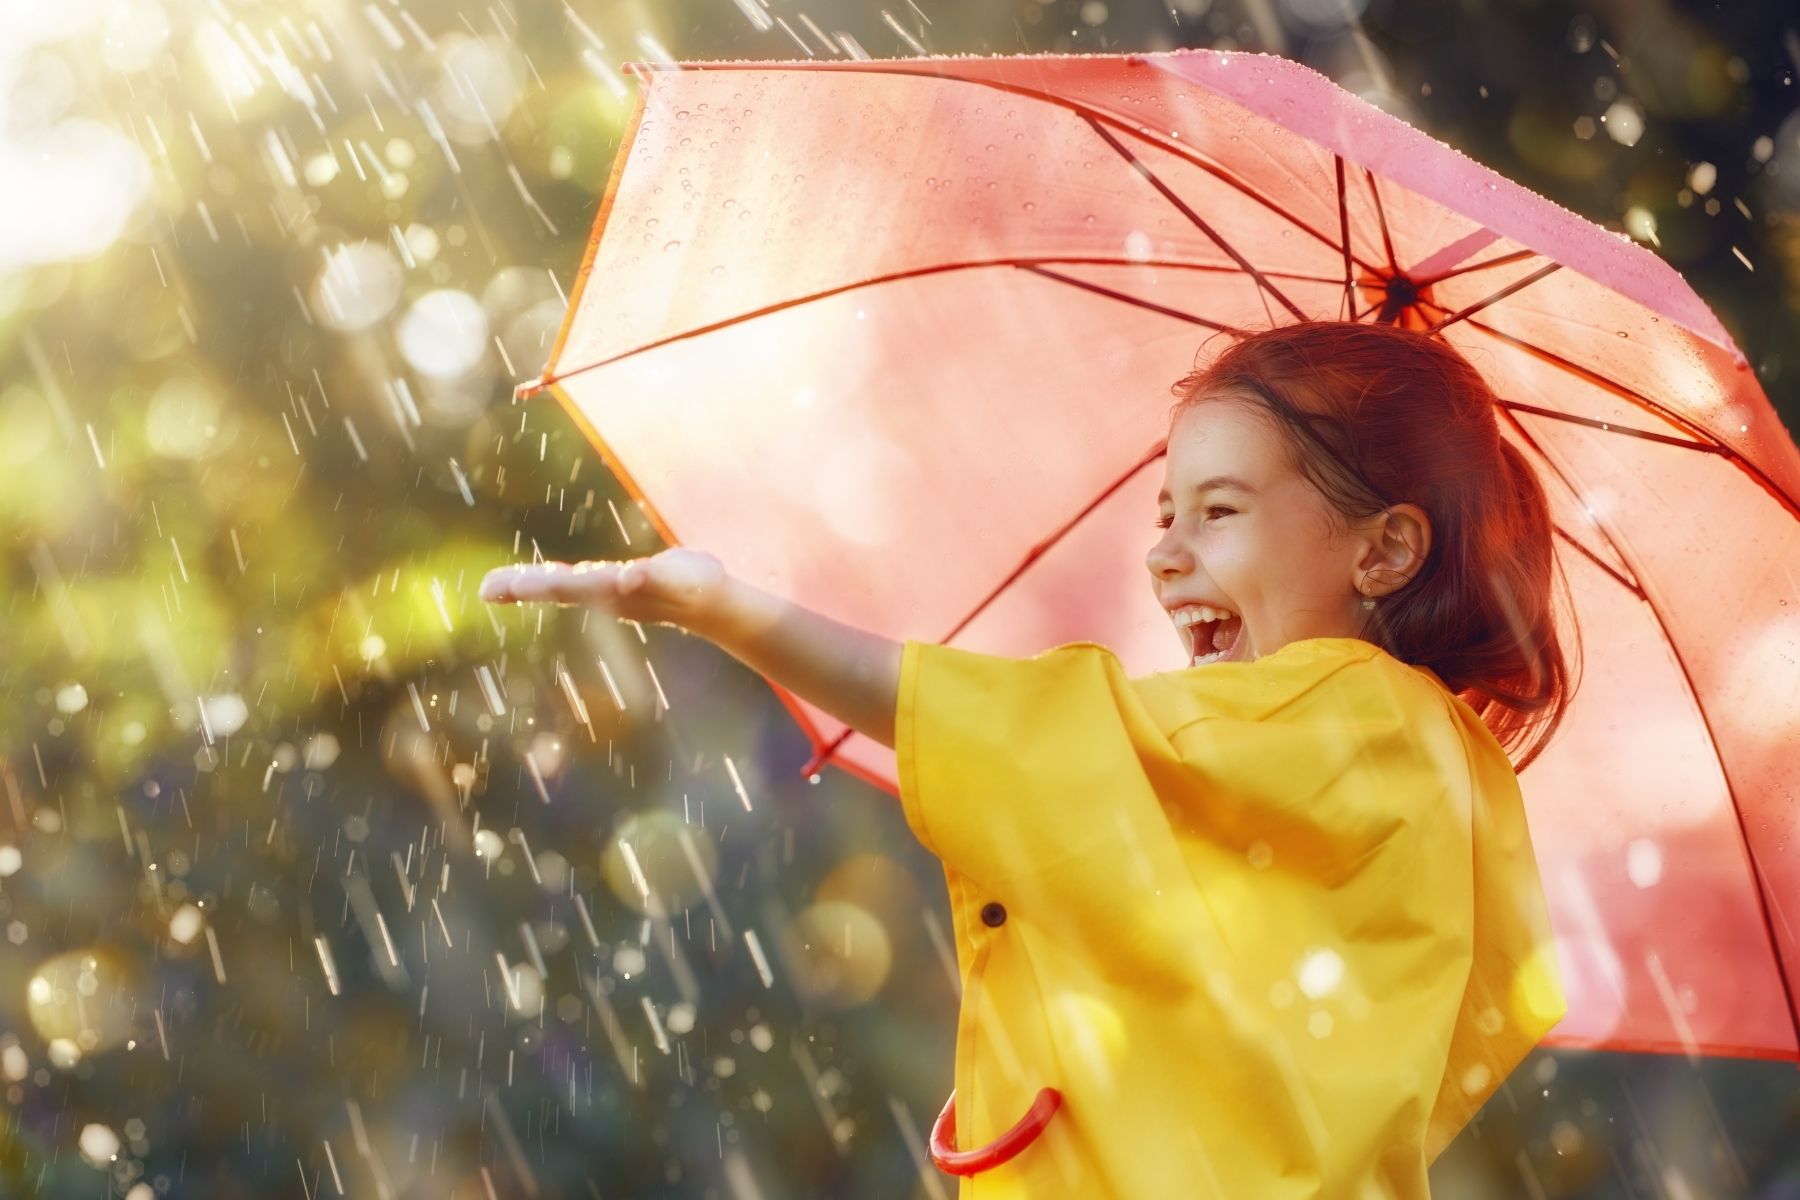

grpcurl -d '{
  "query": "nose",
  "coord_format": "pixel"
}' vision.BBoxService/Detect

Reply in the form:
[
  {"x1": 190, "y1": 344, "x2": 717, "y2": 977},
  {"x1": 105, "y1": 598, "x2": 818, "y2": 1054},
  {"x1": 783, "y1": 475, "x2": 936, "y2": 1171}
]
[{"x1": 1145, "y1": 530, "x2": 1187, "y2": 580}]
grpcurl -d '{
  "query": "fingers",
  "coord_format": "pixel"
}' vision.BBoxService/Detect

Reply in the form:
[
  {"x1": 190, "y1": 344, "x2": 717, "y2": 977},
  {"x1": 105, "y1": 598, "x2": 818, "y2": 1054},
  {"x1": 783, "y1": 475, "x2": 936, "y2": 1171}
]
[{"x1": 480, "y1": 561, "x2": 619, "y2": 606}]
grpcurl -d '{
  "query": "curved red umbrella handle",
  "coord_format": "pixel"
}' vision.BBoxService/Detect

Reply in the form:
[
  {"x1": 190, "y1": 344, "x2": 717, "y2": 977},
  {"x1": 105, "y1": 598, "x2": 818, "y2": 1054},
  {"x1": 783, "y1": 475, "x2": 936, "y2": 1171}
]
[{"x1": 928, "y1": 1087, "x2": 1063, "y2": 1176}]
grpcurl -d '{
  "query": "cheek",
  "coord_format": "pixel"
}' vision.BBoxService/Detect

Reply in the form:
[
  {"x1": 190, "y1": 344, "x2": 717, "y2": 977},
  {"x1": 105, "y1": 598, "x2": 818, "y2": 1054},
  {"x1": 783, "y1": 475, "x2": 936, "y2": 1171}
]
[{"x1": 1204, "y1": 530, "x2": 1253, "y2": 568}]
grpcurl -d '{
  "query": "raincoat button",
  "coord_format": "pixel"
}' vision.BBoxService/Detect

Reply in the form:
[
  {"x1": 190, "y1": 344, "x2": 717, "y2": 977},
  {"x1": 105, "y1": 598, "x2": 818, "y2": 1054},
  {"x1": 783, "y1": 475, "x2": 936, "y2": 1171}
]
[{"x1": 981, "y1": 902, "x2": 1007, "y2": 927}]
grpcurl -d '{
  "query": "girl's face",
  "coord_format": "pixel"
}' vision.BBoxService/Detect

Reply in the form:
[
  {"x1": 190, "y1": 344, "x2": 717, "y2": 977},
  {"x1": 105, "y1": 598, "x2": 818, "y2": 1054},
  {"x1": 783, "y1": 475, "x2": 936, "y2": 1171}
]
[{"x1": 1146, "y1": 396, "x2": 1426, "y2": 667}]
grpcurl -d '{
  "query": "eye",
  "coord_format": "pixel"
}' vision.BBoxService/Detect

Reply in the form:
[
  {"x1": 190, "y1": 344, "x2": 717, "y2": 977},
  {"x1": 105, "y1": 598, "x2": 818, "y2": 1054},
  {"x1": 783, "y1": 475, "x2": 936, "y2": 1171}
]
[{"x1": 1154, "y1": 507, "x2": 1234, "y2": 529}]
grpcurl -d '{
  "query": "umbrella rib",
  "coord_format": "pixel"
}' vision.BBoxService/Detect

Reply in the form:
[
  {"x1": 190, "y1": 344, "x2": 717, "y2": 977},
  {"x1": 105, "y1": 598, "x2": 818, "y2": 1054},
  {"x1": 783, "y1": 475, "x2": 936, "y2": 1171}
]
[
  {"x1": 1492, "y1": 399, "x2": 1652, "y2": 623},
  {"x1": 1423, "y1": 262, "x2": 1565, "y2": 334},
  {"x1": 802, "y1": 444, "x2": 1169, "y2": 777},
  {"x1": 1077, "y1": 119, "x2": 1388, "y2": 290},
  {"x1": 1547, "y1": 524, "x2": 1643, "y2": 597},
  {"x1": 1081, "y1": 116, "x2": 1310, "y2": 323},
  {"x1": 1410, "y1": 247, "x2": 1544, "y2": 289},
  {"x1": 1487, "y1": 386, "x2": 1653, "y2": 600},
  {"x1": 946, "y1": 445, "x2": 1171, "y2": 651},
  {"x1": 1461, "y1": 316, "x2": 1717, "y2": 445},
  {"x1": 1015, "y1": 265, "x2": 1240, "y2": 331},
  {"x1": 1412, "y1": 296, "x2": 1800, "y2": 520},
  {"x1": 1074, "y1": 260, "x2": 1356, "y2": 285},
  {"x1": 1490, "y1": 406, "x2": 1648, "y2": 600},
  {"x1": 1496, "y1": 400, "x2": 1718, "y2": 452},
  {"x1": 1363, "y1": 166, "x2": 1401, "y2": 279},
  {"x1": 1022, "y1": 259, "x2": 1363, "y2": 289},
  {"x1": 1337, "y1": 156, "x2": 1358, "y2": 321},
  {"x1": 1460, "y1": 322, "x2": 1800, "y2": 520},
  {"x1": 541, "y1": 258, "x2": 1356, "y2": 387}
]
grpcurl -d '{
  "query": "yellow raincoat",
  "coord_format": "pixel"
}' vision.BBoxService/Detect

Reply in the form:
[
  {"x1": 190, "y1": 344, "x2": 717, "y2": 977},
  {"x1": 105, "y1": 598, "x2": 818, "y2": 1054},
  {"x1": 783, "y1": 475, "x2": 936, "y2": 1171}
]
[{"x1": 895, "y1": 635, "x2": 1567, "y2": 1198}]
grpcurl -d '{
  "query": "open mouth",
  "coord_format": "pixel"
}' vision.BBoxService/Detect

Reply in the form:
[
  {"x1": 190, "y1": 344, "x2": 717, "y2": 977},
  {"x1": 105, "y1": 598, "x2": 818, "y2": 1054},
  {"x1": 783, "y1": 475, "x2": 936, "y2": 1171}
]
[{"x1": 1187, "y1": 614, "x2": 1246, "y2": 667}]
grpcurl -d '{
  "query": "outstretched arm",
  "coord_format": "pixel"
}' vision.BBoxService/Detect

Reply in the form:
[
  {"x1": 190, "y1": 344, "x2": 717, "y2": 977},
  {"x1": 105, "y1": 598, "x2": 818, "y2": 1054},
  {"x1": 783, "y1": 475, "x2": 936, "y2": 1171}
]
[{"x1": 480, "y1": 548, "x2": 903, "y2": 750}]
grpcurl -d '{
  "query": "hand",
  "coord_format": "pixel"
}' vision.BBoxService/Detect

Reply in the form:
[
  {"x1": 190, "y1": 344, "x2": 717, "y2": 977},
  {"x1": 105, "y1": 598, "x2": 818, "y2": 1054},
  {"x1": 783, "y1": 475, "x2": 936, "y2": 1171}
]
[
  {"x1": 479, "y1": 547, "x2": 733, "y2": 633},
  {"x1": 482, "y1": 548, "x2": 903, "y2": 750}
]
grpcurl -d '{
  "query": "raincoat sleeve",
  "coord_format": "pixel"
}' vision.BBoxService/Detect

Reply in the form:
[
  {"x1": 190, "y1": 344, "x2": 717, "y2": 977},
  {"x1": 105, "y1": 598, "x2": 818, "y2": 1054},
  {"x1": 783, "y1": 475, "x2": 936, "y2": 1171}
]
[{"x1": 894, "y1": 639, "x2": 1178, "y2": 904}]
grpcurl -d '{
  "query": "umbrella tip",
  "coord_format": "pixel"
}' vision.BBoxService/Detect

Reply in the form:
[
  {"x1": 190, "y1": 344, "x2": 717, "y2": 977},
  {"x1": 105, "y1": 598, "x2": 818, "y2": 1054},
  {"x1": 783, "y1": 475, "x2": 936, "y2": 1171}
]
[{"x1": 513, "y1": 378, "x2": 548, "y2": 404}]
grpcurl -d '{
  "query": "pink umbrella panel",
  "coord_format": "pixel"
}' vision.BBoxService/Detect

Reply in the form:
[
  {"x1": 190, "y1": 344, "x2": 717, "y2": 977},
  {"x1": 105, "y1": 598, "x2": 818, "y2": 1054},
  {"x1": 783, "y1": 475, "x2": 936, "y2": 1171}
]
[{"x1": 524, "y1": 49, "x2": 1800, "y2": 1070}]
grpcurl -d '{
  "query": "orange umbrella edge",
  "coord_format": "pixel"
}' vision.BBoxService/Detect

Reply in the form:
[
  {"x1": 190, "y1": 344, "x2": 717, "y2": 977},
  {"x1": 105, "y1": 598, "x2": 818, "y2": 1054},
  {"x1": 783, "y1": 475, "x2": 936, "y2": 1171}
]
[
  {"x1": 541, "y1": 77, "x2": 653, "y2": 380},
  {"x1": 1540, "y1": 1029, "x2": 1800, "y2": 1068},
  {"x1": 540, "y1": 381, "x2": 681, "y2": 552},
  {"x1": 614, "y1": 47, "x2": 1281, "y2": 72}
]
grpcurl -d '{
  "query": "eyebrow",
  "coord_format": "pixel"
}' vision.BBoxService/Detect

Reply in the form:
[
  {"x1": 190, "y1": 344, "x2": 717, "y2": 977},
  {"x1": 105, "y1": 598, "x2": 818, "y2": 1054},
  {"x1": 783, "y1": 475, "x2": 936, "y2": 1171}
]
[{"x1": 1156, "y1": 475, "x2": 1258, "y2": 505}]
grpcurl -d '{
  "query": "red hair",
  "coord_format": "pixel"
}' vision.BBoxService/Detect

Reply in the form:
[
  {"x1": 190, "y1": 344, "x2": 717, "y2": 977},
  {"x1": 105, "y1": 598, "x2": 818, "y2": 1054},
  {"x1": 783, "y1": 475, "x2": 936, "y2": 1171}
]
[{"x1": 1169, "y1": 319, "x2": 1582, "y2": 774}]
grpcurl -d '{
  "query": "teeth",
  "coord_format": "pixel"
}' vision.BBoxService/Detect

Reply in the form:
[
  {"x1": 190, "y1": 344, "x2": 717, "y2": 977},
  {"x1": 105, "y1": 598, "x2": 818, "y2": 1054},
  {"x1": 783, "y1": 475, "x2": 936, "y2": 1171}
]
[
  {"x1": 1168, "y1": 603, "x2": 1241, "y2": 665},
  {"x1": 1172, "y1": 604, "x2": 1236, "y2": 627},
  {"x1": 1172, "y1": 603, "x2": 1241, "y2": 665}
]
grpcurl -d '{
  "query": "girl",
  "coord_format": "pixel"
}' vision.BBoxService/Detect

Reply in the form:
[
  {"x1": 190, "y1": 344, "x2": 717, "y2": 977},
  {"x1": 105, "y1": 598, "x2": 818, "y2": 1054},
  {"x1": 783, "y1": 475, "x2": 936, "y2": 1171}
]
[{"x1": 481, "y1": 320, "x2": 1575, "y2": 1198}]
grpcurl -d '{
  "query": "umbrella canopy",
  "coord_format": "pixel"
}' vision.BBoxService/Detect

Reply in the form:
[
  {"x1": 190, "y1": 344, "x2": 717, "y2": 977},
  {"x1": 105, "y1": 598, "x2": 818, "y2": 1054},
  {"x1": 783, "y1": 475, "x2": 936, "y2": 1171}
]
[{"x1": 527, "y1": 49, "x2": 1800, "y2": 1071}]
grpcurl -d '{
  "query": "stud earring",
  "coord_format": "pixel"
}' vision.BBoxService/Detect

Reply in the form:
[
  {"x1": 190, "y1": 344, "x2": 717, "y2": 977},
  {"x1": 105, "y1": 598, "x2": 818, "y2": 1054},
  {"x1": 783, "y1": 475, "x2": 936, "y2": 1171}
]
[{"x1": 1361, "y1": 596, "x2": 1377, "y2": 610}]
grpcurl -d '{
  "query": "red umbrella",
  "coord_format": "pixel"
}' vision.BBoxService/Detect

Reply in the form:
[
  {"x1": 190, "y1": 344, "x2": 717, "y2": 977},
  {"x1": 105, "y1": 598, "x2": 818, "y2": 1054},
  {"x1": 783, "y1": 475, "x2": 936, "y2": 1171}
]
[{"x1": 519, "y1": 49, "x2": 1800, "y2": 1072}]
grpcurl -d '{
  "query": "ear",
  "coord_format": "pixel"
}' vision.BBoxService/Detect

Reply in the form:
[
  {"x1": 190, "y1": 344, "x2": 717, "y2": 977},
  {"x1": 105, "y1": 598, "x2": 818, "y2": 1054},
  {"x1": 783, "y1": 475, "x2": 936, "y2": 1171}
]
[{"x1": 1354, "y1": 503, "x2": 1431, "y2": 598}]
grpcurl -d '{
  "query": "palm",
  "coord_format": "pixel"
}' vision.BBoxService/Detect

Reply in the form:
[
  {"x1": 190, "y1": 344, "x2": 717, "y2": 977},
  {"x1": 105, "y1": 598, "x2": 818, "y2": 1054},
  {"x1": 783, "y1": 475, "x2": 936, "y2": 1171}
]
[
  {"x1": 480, "y1": 547, "x2": 731, "y2": 631},
  {"x1": 626, "y1": 548, "x2": 729, "y2": 622}
]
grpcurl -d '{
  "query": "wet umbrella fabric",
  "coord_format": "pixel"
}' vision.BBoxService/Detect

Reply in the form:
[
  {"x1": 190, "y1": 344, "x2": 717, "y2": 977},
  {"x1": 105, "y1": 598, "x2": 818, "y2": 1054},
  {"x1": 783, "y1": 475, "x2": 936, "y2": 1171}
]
[{"x1": 527, "y1": 46, "x2": 1800, "y2": 1115}]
